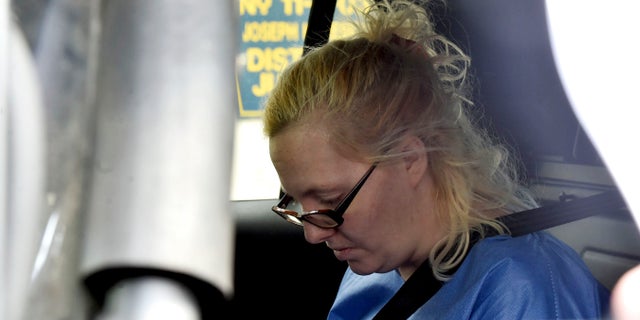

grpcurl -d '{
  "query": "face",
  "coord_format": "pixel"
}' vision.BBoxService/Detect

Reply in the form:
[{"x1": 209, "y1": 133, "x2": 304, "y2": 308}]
[{"x1": 269, "y1": 122, "x2": 446, "y2": 277}]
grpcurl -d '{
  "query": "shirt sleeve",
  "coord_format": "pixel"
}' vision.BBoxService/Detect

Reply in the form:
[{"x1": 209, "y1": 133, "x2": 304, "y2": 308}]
[
  {"x1": 469, "y1": 246, "x2": 610, "y2": 319},
  {"x1": 410, "y1": 233, "x2": 611, "y2": 320},
  {"x1": 330, "y1": 233, "x2": 611, "y2": 320}
]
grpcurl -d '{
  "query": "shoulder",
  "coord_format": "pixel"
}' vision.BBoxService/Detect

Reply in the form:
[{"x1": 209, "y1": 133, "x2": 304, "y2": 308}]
[
  {"x1": 468, "y1": 231, "x2": 605, "y2": 286},
  {"x1": 470, "y1": 232, "x2": 579, "y2": 268},
  {"x1": 430, "y1": 232, "x2": 611, "y2": 319}
]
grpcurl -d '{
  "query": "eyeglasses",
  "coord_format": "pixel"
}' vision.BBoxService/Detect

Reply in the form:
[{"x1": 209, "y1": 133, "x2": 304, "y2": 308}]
[{"x1": 271, "y1": 164, "x2": 377, "y2": 228}]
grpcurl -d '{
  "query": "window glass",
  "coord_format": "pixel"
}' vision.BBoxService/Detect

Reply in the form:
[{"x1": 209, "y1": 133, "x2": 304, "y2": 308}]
[{"x1": 231, "y1": 0, "x2": 368, "y2": 201}]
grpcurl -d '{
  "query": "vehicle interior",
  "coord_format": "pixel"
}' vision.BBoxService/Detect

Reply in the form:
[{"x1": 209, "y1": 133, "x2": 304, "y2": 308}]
[
  {"x1": 231, "y1": 0, "x2": 640, "y2": 319},
  {"x1": 4, "y1": 0, "x2": 639, "y2": 319}
]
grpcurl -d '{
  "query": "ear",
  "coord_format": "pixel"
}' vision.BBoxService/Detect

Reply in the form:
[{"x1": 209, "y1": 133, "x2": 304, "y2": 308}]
[{"x1": 400, "y1": 134, "x2": 428, "y2": 188}]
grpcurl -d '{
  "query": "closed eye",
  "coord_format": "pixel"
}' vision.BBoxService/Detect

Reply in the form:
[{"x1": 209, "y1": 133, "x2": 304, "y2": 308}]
[
  {"x1": 317, "y1": 196, "x2": 341, "y2": 208},
  {"x1": 297, "y1": 196, "x2": 340, "y2": 212}
]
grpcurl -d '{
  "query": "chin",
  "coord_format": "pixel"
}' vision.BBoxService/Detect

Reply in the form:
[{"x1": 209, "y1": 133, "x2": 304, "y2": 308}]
[{"x1": 348, "y1": 260, "x2": 392, "y2": 275}]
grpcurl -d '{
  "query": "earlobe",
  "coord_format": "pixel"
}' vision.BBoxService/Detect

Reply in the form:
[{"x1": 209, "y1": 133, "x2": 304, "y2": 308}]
[{"x1": 401, "y1": 135, "x2": 428, "y2": 187}]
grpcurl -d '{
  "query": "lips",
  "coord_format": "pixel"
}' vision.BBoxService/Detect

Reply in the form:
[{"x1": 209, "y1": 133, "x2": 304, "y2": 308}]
[
  {"x1": 326, "y1": 242, "x2": 352, "y2": 260},
  {"x1": 331, "y1": 247, "x2": 352, "y2": 261},
  {"x1": 326, "y1": 243, "x2": 344, "y2": 252}
]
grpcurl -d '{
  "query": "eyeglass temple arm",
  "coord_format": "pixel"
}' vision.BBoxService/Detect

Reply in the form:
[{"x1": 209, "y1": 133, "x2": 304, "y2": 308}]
[{"x1": 335, "y1": 164, "x2": 377, "y2": 210}]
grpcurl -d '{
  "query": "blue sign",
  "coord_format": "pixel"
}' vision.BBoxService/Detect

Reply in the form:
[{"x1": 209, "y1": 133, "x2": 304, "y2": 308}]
[
  {"x1": 237, "y1": 0, "x2": 369, "y2": 117},
  {"x1": 237, "y1": 0, "x2": 310, "y2": 117}
]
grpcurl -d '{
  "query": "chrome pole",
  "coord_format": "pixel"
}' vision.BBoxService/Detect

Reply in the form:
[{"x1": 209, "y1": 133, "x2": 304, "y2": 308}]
[
  {"x1": 3, "y1": 17, "x2": 47, "y2": 320},
  {"x1": 83, "y1": 0, "x2": 237, "y2": 317}
]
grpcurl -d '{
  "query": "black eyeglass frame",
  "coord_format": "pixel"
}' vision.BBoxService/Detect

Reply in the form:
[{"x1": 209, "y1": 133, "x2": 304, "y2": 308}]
[{"x1": 271, "y1": 164, "x2": 377, "y2": 228}]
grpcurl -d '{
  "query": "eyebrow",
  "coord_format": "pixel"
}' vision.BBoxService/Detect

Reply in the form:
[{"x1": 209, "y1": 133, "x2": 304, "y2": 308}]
[
  {"x1": 295, "y1": 182, "x2": 345, "y2": 203},
  {"x1": 282, "y1": 173, "x2": 350, "y2": 202},
  {"x1": 302, "y1": 187, "x2": 339, "y2": 200}
]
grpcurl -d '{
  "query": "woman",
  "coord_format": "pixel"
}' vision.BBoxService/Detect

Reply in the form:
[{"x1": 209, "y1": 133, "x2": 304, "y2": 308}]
[{"x1": 263, "y1": 0, "x2": 610, "y2": 318}]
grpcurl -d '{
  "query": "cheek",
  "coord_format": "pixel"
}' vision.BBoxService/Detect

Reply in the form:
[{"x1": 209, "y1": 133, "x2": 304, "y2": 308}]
[
  {"x1": 365, "y1": 184, "x2": 430, "y2": 257},
  {"x1": 340, "y1": 166, "x2": 419, "y2": 244},
  {"x1": 344, "y1": 185, "x2": 410, "y2": 242}
]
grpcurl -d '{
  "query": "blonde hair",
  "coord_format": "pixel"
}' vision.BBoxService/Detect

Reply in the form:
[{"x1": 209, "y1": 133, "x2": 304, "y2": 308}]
[{"x1": 263, "y1": 0, "x2": 537, "y2": 281}]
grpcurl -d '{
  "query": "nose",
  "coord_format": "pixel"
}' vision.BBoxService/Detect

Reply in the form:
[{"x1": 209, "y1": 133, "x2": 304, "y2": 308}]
[{"x1": 302, "y1": 222, "x2": 336, "y2": 244}]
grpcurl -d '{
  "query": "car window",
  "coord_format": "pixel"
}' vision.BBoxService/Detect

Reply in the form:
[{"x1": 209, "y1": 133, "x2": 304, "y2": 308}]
[{"x1": 231, "y1": 0, "x2": 367, "y2": 201}]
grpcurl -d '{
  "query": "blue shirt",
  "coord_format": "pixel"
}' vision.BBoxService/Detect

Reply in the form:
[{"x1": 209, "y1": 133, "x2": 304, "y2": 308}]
[{"x1": 328, "y1": 232, "x2": 610, "y2": 319}]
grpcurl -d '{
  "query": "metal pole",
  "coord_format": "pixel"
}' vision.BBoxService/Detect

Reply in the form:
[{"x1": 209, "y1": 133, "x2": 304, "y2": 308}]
[
  {"x1": 83, "y1": 0, "x2": 237, "y2": 317},
  {"x1": 0, "y1": 0, "x2": 9, "y2": 315},
  {"x1": 3, "y1": 17, "x2": 47, "y2": 320},
  {"x1": 96, "y1": 277, "x2": 201, "y2": 320}
]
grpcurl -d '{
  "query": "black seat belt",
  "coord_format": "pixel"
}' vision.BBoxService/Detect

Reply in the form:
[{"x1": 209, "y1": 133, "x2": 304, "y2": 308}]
[
  {"x1": 497, "y1": 189, "x2": 626, "y2": 236},
  {"x1": 302, "y1": 0, "x2": 337, "y2": 56},
  {"x1": 372, "y1": 189, "x2": 627, "y2": 320}
]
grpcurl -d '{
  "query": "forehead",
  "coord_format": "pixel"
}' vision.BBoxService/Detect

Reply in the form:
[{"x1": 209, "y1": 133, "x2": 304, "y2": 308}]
[
  {"x1": 269, "y1": 124, "x2": 359, "y2": 194},
  {"x1": 270, "y1": 124, "x2": 340, "y2": 173}
]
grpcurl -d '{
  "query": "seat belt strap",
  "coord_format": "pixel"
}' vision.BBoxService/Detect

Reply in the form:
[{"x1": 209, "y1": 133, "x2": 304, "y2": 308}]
[
  {"x1": 302, "y1": 0, "x2": 337, "y2": 56},
  {"x1": 371, "y1": 256, "x2": 442, "y2": 320},
  {"x1": 372, "y1": 189, "x2": 627, "y2": 320},
  {"x1": 498, "y1": 189, "x2": 626, "y2": 236}
]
